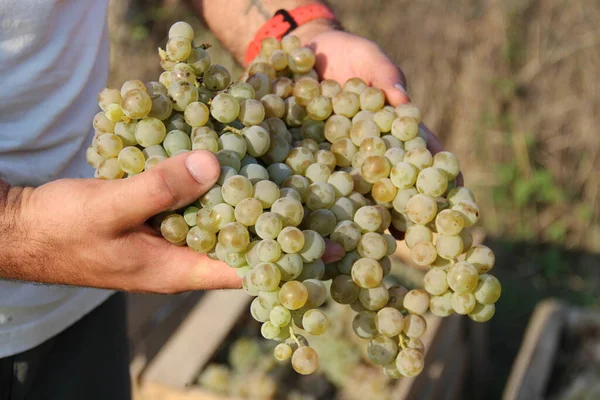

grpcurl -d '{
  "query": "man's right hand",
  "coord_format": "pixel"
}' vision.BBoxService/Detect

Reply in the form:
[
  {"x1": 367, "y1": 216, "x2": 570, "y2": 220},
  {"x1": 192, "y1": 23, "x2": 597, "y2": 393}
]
[{"x1": 1, "y1": 150, "x2": 242, "y2": 293}]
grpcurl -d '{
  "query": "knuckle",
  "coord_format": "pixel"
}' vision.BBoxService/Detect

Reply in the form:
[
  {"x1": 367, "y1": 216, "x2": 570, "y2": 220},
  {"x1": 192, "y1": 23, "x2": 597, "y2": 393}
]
[{"x1": 148, "y1": 169, "x2": 178, "y2": 211}]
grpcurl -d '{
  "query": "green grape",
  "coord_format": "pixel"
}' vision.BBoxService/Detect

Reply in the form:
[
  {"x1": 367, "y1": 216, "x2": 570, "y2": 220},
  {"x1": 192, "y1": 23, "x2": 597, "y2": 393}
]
[
  {"x1": 376, "y1": 307, "x2": 404, "y2": 337},
  {"x1": 277, "y1": 226, "x2": 305, "y2": 253},
  {"x1": 357, "y1": 232, "x2": 388, "y2": 260},
  {"x1": 373, "y1": 109, "x2": 396, "y2": 133},
  {"x1": 416, "y1": 167, "x2": 448, "y2": 198},
  {"x1": 330, "y1": 197, "x2": 355, "y2": 222},
  {"x1": 250, "y1": 181, "x2": 278, "y2": 208},
  {"x1": 383, "y1": 363, "x2": 403, "y2": 379},
  {"x1": 433, "y1": 151, "x2": 460, "y2": 179},
  {"x1": 160, "y1": 214, "x2": 189, "y2": 244},
  {"x1": 359, "y1": 136, "x2": 387, "y2": 156},
  {"x1": 276, "y1": 253, "x2": 303, "y2": 281},
  {"x1": 240, "y1": 154, "x2": 258, "y2": 167},
  {"x1": 292, "y1": 77, "x2": 320, "y2": 107},
  {"x1": 261, "y1": 321, "x2": 281, "y2": 340},
  {"x1": 372, "y1": 178, "x2": 397, "y2": 204},
  {"x1": 473, "y1": 274, "x2": 501, "y2": 304},
  {"x1": 133, "y1": 118, "x2": 166, "y2": 148},
  {"x1": 165, "y1": 113, "x2": 191, "y2": 134},
  {"x1": 469, "y1": 303, "x2": 495, "y2": 322},
  {"x1": 117, "y1": 146, "x2": 145, "y2": 175},
  {"x1": 253, "y1": 213, "x2": 282, "y2": 241},
  {"x1": 351, "y1": 151, "x2": 368, "y2": 169},
  {"x1": 368, "y1": 336, "x2": 398, "y2": 365},
  {"x1": 303, "y1": 279, "x2": 328, "y2": 308},
  {"x1": 165, "y1": 36, "x2": 191, "y2": 61},
  {"x1": 144, "y1": 155, "x2": 166, "y2": 171},
  {"x1": 288, "y1": 47, "x2": 316, "y2": 73},
  {"x1": 291, "y1": 346, "x2": 319, "y2": 375},
  {"x1": 447, "y1": 261, "x2": 479, "y2": 293},
  {"x1": 330, "y1": 275, "x2": 360, "y2": 304},
  {"x1": 249, "y1": 61, "x2": 276, "y2": 80},
  {"x1": 233, "y1": 198, "x2": 262, "y2": 227},
  {"x1": 382, "y1": 133, "x2": 403, "y2": 149},
  {"x1": 403, "y1": 289, "x2": 430, "y2": 315},
  {"x1": 269, "y1": 49, "x2": 288, "y2": 71},
  {"x1": 324, "y1": 115, "x2": 351, "y2": 142},
  {"x1": 203, "y1": 64, "x2": 230, "y2": 91},
  {"x1": 210, "y1": 93, "x2": 240, "y2": 123},
  {"x1": 386, "y1": 285, "x2": 409, "y2": 311},
  {"x1": 385, "y1": 149, "x2": 407, "y2": 170},
  {"x1": 161, "y1": 130, "x2": 190, "y2": 156},
  {"x1": 351, "y1": 258, "x2": 383, "y2": 289},
  {"x1": 347, "y1": 191, "x2": 367, "y2": 209},
  {"x1": 186, "y1": 47, "x2": 211, "y2": 74},
  {"x1": 271, "y1": 194, "x2": 304, "y2": 225},
  {"x1": 282, "y1": 97, "x2": 307, "y2": 128},
  {"x1": 279, "y1": 281, "x2": 308, "y2": 310},
  {"x1": 148, "y1": 94, "x2": 173, "y2": 120},
  {"x1": 265, "y1": 163, "x2": 292, "y2": 187},
  {"x1": 404, "y1": 147, "x2": 433, "y2": 170},
  {"x1": 196, "y1": 208, "x2": 217, "y2": 232},
  {"x1": 323, "y1": 172, "x2": 352, "y2": 199},
  {"x1": 186, "y1": 226, "x2": 217, "y2": 253},
  {"x1": 262, "y1": 133, "x2": 290, "y2": 164},
  {"x1": 96, "y1": 158, "x2": 125, "y2": 180},
  {"x1": 452, "y1": 292, "x2": 476, "y2": 314},
  {"x1": 343, "y1": 77, "x2": 367, "y2": 94},
  {"x1": 259, "y1": 94, "x2": 285, "y2": 119},
  {"x1": 237, "y1": 99, "x2": 265, "y2": 126},
  {"x1": 332, "y1": 91, "x2": 360, "y2": 118},
  {"x1": 424, "y1": 268, "x2": 448, "y2": 296},
  {"x1": 404, "y1": 135, "x2": 427, "y2": 151},
  {"x1": 259, "y1": 36, "x2": 281, "y2": 57},
  {"x1": 256, "y1": 239, "x2": 282, "y2": 263},
  {"x1": 192, "y1": 134, "x2": 218, "y2": 153},
  {"x1": 86, "y1": 146, "x2": 106, "y2": 169},
  {"x1": 183, "y1": 102, "x2": 209, "y2": 127},
  {"x1": 329, "y1": 138, "x2": 356, "y2": 168},
  {"x1": 168, "y1": 81, "x2": 198, "y2": 111},
  {"x1": 159, "y1": 70, "x2": 173, "y2": 87},
  {"x1": 210, "y1": 203, "x2": 235, "y2": 230},
  {"x1": 391, "y1": 117, "x2": 419, "y2": 141},
  {"x1": 270, "y1": 305, "x2": 292, "y2": 328},
  {"x1": 392, "y1": 187, "x2": 418, "y2": 214},
  {"x1": 350, "y1": 120, "x2": 380, "y2": 147},
  {"x1": 452, "y1": 200, "x2": 480, "y2": 227},
  {"x1": 221, "y1": 175, "x2": 253, "y2": 206},
  {"x1": 396, "y1": 348, "x2": 424, "y2": 377},
  {"x1": 218, "y1": 133, "x2": 246, "y2": 159},
  {"x1": 303, "y1": 163, "x2": 329, "y2": 185},
  {"x1": 313, "y1": 150, "x2": 336, "y2": 172},
  {"x1": 265, "y1": 117, "x2": 291, "y2": 142},
  {"x1": 402, "y1": 314, "x2": 427, "y2": 338},
  {"x1": 320, "y1": 79, "x2": 342, "y2": 98},
  {"x1": 359, "y1": 283, "x2": 390, "y2": 311},
  {"x1": 330, "y1": 220, "x2": 362, "y2": 251},
  {"x1": 299, "y1": 230, "x2": 325, "y2": 262},
  {"x1": 251, "y1": 297, "x2": 270, "y2": 322},
  {"x1": 410, "y1": 241, "x2": 438, "y2": 266},
  {"x1": 249, "y1": 262, "x2": 281, "y2": 292},
  {"x1": 258, "y1": 290, "x2": 281, "y2": 310},
  {"x1": 105, "y1": 103, "x2": 124, "y2": 122},
  {"x1": 405, "y1": 225, "x2": 433, "y2": 249},
  {"x1": 429, "y1": 291, "x2": 453, "y2": 317},
  {"x1": 459, "y1": 229, "x2": 474, "y2": 253},
  {"x1": 120, "y1": 80, "x2": 146, "y2": 97},
  {"x1": 435, "y1": 209, "x2": 464, "y2": 236},
  {"x1": 335, "y1": 250, "x2": 361, "y2": 275},
  {"x1": 217, "y1": 166, "x2": 237, "y2": 186},
  {"x1": 114, "y1": 121, "x2": 138, "y2": 146},
  {"x1": 93, "y1": 111, "x2": 116, "y2": 134},
  {"x1": 352, "y1": 110, "x2": 375, "y2": 124},
  {"x1": 247, "y1": 73, "x2": 271, "y2": 100},
  {"x1": 98, "y1": 87, "x2": 122, "y2": 112},
  {"x1": 217, "y1": 222, "x2": 250, "y2": 253},
  {"x1": 436, "y1": 235, "x2": 464, "y2": 260},
  {"x1": 352, "y1": 310, "x2": 378, "y2": 339},
  {"x1": 306, "y1": 95, "x2": 333, "y2": 121},
  {"x1": 95, "y1": 134, "x2": 123, "y2": 158},
  {"x1": 274, "y1": 343, "x2": 293, "y2": 362},
  {"x1": 306, "y1": 209, "x2": 337, "y2": 236},
  {"x1": 242, "y1": 125, "x2": 271, "y2": 157},
  {"x1": 361, "y1": 155, "x2": 391, "y2": 184},
  {"x1": 200, "y1": 185, "x2": 224, "y2": 210},
  {"x1": 272, "y1": 77, "x2": 294, "y2": 99},
  {"x1": 405, "y1": 194, "x2": 437, "y2": 224},
  {"x1": 171, "y1": 63, "x2": 196, "y2": 84},
  {"x1": 280, "y1": 34, "x2": 301, "y2": 52},
  {"x1": 244, "y1": 241, "x2": 262, "y2": 268},
  {"x1": 394, "y1": 103, "x2": 422, "y2": 122},
  {"x1": 302, "y1": 309, "x2": 329, "y2": 335},
  {"x1": 304, "y1": 182, "x2": 335, "y2": 210},
  {"x1": 228, "y1": 82, "x2": 255, "y2": 104},
  {"x1": 353, "y1": 205, "x2": 383, "y2": 233},
  {"x1": 447, "y1": 187, "x2": 475, "y2": 206}
]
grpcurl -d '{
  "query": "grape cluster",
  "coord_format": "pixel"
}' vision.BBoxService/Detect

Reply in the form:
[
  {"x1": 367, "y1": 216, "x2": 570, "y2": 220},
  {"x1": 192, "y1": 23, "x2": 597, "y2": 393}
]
[{"x1": 86, "y1": 21, "x2": 502, "y2": 379}]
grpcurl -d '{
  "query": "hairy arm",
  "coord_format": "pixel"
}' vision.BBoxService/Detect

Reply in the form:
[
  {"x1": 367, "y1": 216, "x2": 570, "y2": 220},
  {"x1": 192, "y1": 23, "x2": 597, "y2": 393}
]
[{"x1": 194, "y1": 0, "x2": 335, "y2": 64}]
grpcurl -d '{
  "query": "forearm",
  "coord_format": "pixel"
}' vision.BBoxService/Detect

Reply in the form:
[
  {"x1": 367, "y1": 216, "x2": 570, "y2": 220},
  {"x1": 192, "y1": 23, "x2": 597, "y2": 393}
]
[{"x1": 195, "y1": 0, "x2": 336, "y2": 64}]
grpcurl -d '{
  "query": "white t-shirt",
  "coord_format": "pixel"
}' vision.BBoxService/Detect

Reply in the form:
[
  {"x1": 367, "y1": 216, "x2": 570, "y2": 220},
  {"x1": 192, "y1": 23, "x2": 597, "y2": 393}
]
[{"x1": 0, "y1": 0, "x2": 114, "y2": 357}]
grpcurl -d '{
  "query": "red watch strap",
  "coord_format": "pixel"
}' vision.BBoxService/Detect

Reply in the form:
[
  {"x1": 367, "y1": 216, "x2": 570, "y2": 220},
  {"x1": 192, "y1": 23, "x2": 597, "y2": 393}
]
[{"x1": 244, "y1": 4, "x2": 336, "y2": 65}]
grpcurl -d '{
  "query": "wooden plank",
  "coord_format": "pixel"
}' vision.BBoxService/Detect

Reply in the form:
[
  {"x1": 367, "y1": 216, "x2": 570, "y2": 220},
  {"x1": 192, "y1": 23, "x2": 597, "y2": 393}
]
[
  {"x1": 136, "y1": 382, "x2": 239, "y2": 400},
  {"x1": 142, "y1": 289, "x2": 252, "y2": 388},
  {"x1": 502, "y1": 299, "x2": 565, "y2": 400}
]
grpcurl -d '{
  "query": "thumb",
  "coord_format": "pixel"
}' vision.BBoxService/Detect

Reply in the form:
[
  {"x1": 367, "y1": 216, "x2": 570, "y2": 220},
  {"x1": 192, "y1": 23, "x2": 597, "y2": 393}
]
[
  {"x1": 362, "y1": 53, "x2": 411, "y2": 107},
  {"x1": 113, "y1": 150, "x2": 220, "y2": 226}
]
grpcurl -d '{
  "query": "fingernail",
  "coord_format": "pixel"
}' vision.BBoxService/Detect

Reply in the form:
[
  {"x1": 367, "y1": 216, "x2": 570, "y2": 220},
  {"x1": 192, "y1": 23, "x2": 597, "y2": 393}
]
[
  {"x1": 394, "y1": 83, "x2": 411, "y2": 101},
  {"x1": 185, "y1": 151, "x2": 219, "y2": 185}
]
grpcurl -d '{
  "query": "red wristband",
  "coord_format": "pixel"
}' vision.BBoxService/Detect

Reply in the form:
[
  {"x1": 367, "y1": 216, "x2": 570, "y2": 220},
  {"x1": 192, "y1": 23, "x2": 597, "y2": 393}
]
[{"x1": 244, "y1": 4, "x2": 336, "y2": 66}]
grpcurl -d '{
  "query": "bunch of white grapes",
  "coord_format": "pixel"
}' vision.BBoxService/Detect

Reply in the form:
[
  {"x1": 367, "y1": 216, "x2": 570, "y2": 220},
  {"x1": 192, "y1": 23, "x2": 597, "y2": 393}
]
[{"x1": 86, "y1": 21, "x2": 502, "y2": 379}]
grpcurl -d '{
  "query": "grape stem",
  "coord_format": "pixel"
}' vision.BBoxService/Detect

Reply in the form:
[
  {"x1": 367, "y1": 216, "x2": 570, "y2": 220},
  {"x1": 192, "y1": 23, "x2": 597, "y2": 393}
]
[
  {"x1": 398, "y1": 333, "x2": 408, "y2": 350},
  {"x1": 288, "y1": 326, "x2": 303, "y2": 348},
  {"x1": 222, "y1": 126, "x2": 243, "y2": 135}
]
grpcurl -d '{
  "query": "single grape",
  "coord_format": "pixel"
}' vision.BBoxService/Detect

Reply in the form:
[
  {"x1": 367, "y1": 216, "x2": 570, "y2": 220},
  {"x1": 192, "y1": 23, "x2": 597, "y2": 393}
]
[
  {"x1": 368, "y1": 336, "x2": 398, "y2": 365},
  {"x1": 424, "y1": 268, "x2": 449, "y2": 296},
  {"x1": 403, "y1": 289, "x2": 430, "y2": 315},
  {"x1": 433, "y1": 151, "x2": 461, "y2": 179},
  {"x1": 95, "y1": 134, "x2": 123, "y2": 158},
  {"x1": 452, "y1": 292, "x2": 477, "y2": 314},
  {"x1": 303, "y1": 279, "x2": 328, "y2": 308},
  {"x1": 186, "y1": 47, "x2": 211, "y2": 74},
  {"x1": 306, "y1": 95, "x2": 333, "y2": 121},
  {"x1": 276, "y1": 253, "x2": 303, "y2": 281},
  {"x1": 358, "y1": 282, "x2": 390, "y2": 311},
  {"x1": 429, "y1": 291, "x2": 454, "y2": 317},
  {"x1": 468, "y1": 303, "x2": 495, "y2": 322},
  {"x1": 395, "y1": 103, "x2": 422, "y2": 122},
  {"x1": 352, "y1": 310, "x2": 378, "y2": 339},
  {"x1": 305, "y1": 209, "x2": 337, "y2": 236},
  {"x1": 353, "y1": 205, "x2": 383, "y2": 233},
  {"x1": 465, "y1": 245, "x2": 495, "y2": 273},
  {"x1": 391, "y1": 116, "x2": 419, "y2": 140},
  {"x1": 281, "y1": 34, "x2": 301, "y2": 52},
  {"x1": 373, "y1": 109, "x2": 396, "y2": 133},
  {"x1": 274, "y1": 343, "x2": 293, "y2": 361},
  {"x1": 291, "y1": 346, "x2": 319, "y2": 375},
  {"x1": 250, "y1": 297, "x2": 270, "y2": 322},
  {"x1": 279, "y1": 281, "x2": 308, "y2": 310},
  {"x1": 403, "y1": 314, "x2": 427, "y2": 338},
  {"x1": 330, "y1": 220, "x2": 362, "y2": 251},
  {"x1": 405, "y1": 194, "x2": 438, "y2": 225},
  {"x1": 404, "y1": 147, "x2": 433, "y2": 170},
  {"x1": 96, "y1": 158, "x2": 125, "y2": 180},
  {"x1": 376, "y1": 307, "x2": 404, "y2": 337},
  {"x1": 117, "y1": 146, "x2": 145, "y2": 175},
  {"x1": 168, "y1": 81, "x2": 198, "y2": 111},
  {"x1": 361, "y1": 155, "x2": 391, "y2": 184},
  {"x1": 396, "y1": 348, "x2": 424, "y2": 377},
  {"x1": 218, "y1": 222, "x2": 250, "y2": 253},
  {"x1": 410, "y1": 241, "x2": 438, "y2": 266},
  {"x1": 473, "y1": 274, "x2": 502, "y2": 304},
  {"x1": 203, "y1": 64, "x2": 230, "y2": 91},
  {"x1": 330, "y1": 275, "x2": 360, "y2": 304},
  {"x1": 160, "y1": 214, "x2": 189, "y2": 244},
  {"x1": 210, "y1": 93, "x2": 240, "y2": 123},
  {"x1": 356, "y1": 233, "x2": 388, "y2": 260},
  {"x1": 261, "y1": 321, "x2": 281, "y2": 340},
  {"x1": 302, "y1": 309, "x2": 329, "y2": 335},
  {"x1": 271, "y1": 196, "x2": 304, "y2": 227},
  {"x1": 447, "y1": 186, "x2": 475, "y2": 206},
  {"x1": 447, "y1": 261, "x2": 479, "y2": 293},
  {"x1": 270, "y1": 305, "x2": 292, "y2": 328},
  {"x1": 288, "y1": 47, "x2": 316, "y2": 74},
  {"x1": 436, "y1": 235, "x2": 464, "y2": 260},
  {"x1": 332, "y1": 91, "x2": 360, "y2": 118},
  {"x1": 359, "y1": 87, "x2": 385, "y2": 111}
]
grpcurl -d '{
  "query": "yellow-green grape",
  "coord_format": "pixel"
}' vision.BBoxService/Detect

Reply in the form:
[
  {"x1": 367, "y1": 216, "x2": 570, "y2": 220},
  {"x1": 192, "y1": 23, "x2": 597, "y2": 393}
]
[
  {"x1": 302, "y1": 309, "x2": 329, "y2": 335},
  {"x1": 160, "y1": 214, "x2": 189, "y2": 244},
  {"x1": 276, "y1": 253, "x2": 303, "y2": 281},
  {"x1": 209, "y1": 203, "x2": 235, "y2": 230},
  {"x1": 452, "y1": 292, "x2": 476, "y2": 315},
  {"x1": 279, "y1": 281, "x2": 308, "y2": 310},
  {"x1": 120, "y1": 80, "x2": 146, "y2": 97},
  {"x1": 281, "y1": 34, "x2": 301, "y2": 52},
  {"x1": 368, "y1": 336, "x2": 398, "y2": 365},
  {"x1": 330, "y1": 220, "x2": 362, "y2": 252},
  {"x1": 256, "y1": 239, "x2": 281, "y2": 263},
  {"x1": 359, "y1": 282, "x2": 390, "y2": 311},
  {"x1": 330, "y1": 275, "x2": 360, "y2": 304},
  {"x1": 359, "y1": 136, "x2": 387, "y2": 157},
  {"x1": 447, "y1": 186, "x2": 475, "y2": 206},
  {"x1": 291, "y1": 346, "x2": 319, "y2": 375},
  {"x1": 171, "y1": 63, "x2": 196, "y2": 84},
  {"x1": 330, "y1": 197, "x2": 355, "y2": 222},
  {"x1": 95, "y1": 134, "x2": 123, "y2": 158},
  {"x1": 277, "y1": 226, "x2": 305, "y2": 254},
  {"x1": 168, "y1": 81, "x2": 198, "y2": 111},
  {"x1": 375, "y1": 204, "x2": 392, "y2": 230},
  {"x1": 266, "y1": 163, "x2": 292, "y2": 187},
  {"x1": 347, "y1": 191, "x2": 368, "y2": 209},
  {"x1": 373, "y1": 109, "x2": 396, "y2": 133},
  {"x1": 203, "y1": 64, "x2": 230, "y2": 91},
  {"x1": 251, "y1": 297, "x2": 270, "y2": 321},
  {"x1": 271, "y1": 77, "x2": 293, "y2": 99},
  {"x1": 297, "y1": 259, "x2": 325, "y2": 281},
  {"x1": 303, "y1": 279, "x2": 328, "y2": 308},
  {"x1": 250, "y1": 262, "x2": 281, "y2": 292},
  {"x1": 183, "y1": 102, "x2": 209, "y2": 127},
  {"x1": 389, "y1": 163, "x2": 416, "y2": 191},
  {"x1": 260, "y1": 321, "x2": 281, "y2": 340},
  {"x1": 218, "y1": 133, "x2": 246, "y2": 159},
  {"x1": 395, "y1": 103, "x2": 422, "y2": 122},
  {"x1": 305, "y1": 209, "x2": 336, "y2": 237},
  {"x1": 402, "y1": 314, "x2": 427, "y2": 338},
  {"x1": 332, "y1": 91, "x2": 360, "y2": 118},
  {"x1": 351, "y1": 151, "x2": 369, "y2": 169},
  {"x1": 361, "y1": 155, "x2": 391, "y2": 184},
  {"x1": 86, "y1": 146, "x2": 106, "y2": 169},
  {"x1": 217, "y1": 222, "x2": 250, "y2": 253},
  {"x1": 292, "y1": 77, "x2": 321, "y2": 107},
  {"x1": 144, "y1": 155, "x2": 166, "y2": 171},
  {"x1": 424, "y1": 268, "x2": 449, "y2": 296},
  {"x1": 117, "y1": 146, "x2": 145, "y2": 175},
  {"x1": 350, "y1": 120, "x2": 380, "y2": 147},
  {"x1": 313, "y1": 79, "x2": 340, "y2": 100},
  {"x1": 300, "y1": 119, "x2": 325, "y2": 143},
  {"x1": 410, "y1": 241, "x2": 438, "y2": 266},
  {"x1": 303, "y1": 163, "x2": 330, "y2": 184},
  {"x1": 105, "y1": 103, "x2": 124, "y2": 122},
  {"x1": 165, "y1": 113, "x2": 191, "y2": 134},
  {"x1": 195, "y1": 208, "x2": 217, "y2": 233},
  {"x1": 168, "y1": 21, "x2": 194, "y2": 40},
  {"x1": 359, "y1": 87, "x2": 385, "y2": 111},
  {"x1": 298, "y1": 230, "x2": 325, "y2": 262},
  {"x1": 240, "y1": 163, "x2": 267, "y2": 184},
  {"x1": 382, "y1": 133, "x2": 404, "y2": 149},
  {"x1": 371, "y1": 178, "x2": 396, "y2": 204},
  {"x1": 258, "y1": 36, "x2": 280, "y2": 58},
  {"x1": 242, "y1": 126, "x2": 271, "y2": 158},
  {"x1": 305, "y1": 96, "x2": 332, "y2": 121},
  {"x1": 416, "y1": 167, "x2": 448, "y2": 198},
  {"x1": 237, "y1": 99, "x2": 265, "y2": 126},
  {"x1": 283, "y1": 147, "x2": 312, "y2": 175},
  {"x1": 405, "y1": 225, "x2": 433, "y2": 249},
  {"x1": 186, "y1": 226, "x2": 216, "y2": 253},
  {"x1": 357, "y1": 233, "x2": 388, "y2": 260},
  {"x1": 244, "y1": 241, "x2": 262, "y2": 269},
  {"x1": 96, "y1": 158, "x2": 124, "y2": 180},
  {"x1": 376, "y1": 307, "x2": 404, "y2": 337},
  {"x1": 435, "y1": 209, "x2": 464, "y2": 236},
  {"x1": 383, "y1": 363, "x2": 403, "y2": 380},
  {"x1": 271, "y1": 197, "x2": 304, "y2": 227},
  {"x1": 269, "y1": 49, "x2": 288, "y2": 71},
  {"x1": 436, "y1": 235, "x2": 464, "y2": 260},
  {"x1": 392, "y1": 187, "x2": 418, "y2": 214},
  {"x1": 273, "y1": 343, "x2": 293, "y2": 361},
  {"x1": 452, "y1": 200, "x2": 480, "y2": 227},
  {"x1": 166, "y1": 36, "x2": 191, "y2": 61},
  {"x1": 192, "y1": 134, "x2": 218, "y2": 153},
  {"x1": 405, "y1": 135, "x2": 427, "y2": 151},
  {"x1": 352, "y1": 310, "x2": 378, "y2": 339},
  {"x1": 429, "y1": 291, "x2": 454, "y2": 317},
  {"x1": 148, "y1": 94, "x2": 173, "y2": 121},
  {"x1": 283, "y1": 96, "x2": 306, "y2": 127},
  {"x1": 228, "y1": 82, "x2": 255, "y2": 104},
  {"x1": 186, "y1": 47, "x2": 211, "y2": 74},
  {"x1": 232, "y1": 198, "x2": 261, "y2": 227},
  {"x1": 114, "y1": 121, "x2": 138, "y2": 146},
  {"x1": 407, "y1": 338, "x2": 425, "y2": 355},
  {"x1": 221, "y1": 175, "x2": 253, "y2": 206},
  {"x1": 404, "y1": 147, "x2": 433, "y2": 170},
  {"x1": 391, "y1": 117, "x2": 419, "y2": 141},
  {"x1": 330, "y1": 138, "x2": 356, "y2": 168},
  {"x1": 281, "y1": 176, "x2": 308, "y2": 201},
  {"x1": 429, "y1": 257, "x2": 452, "y2": 269},
  {"x1": 161, "y1": 130, "x2": 190, "y2": 156},
  {"x1": 351, "y1": 258, "x2": 383, "y2": 289},
  {"x1": 98, "y1": 87, "x2": 122, "y2": 112},
  {"x1": 288, "y1": 47, "x2": 316, "y2": 74},
  {"x1": 247, "y1": 73, "x2": 271, "y2": 100},
  {"x1": 133, "y1": 118, "x2": 165, "y2": 148},
  {"x1": 353, "y1": 205, "x2": 383, "y2": 233},
  {"x1": 382, "y1": 235, "x2": 397, "y2": 256},
  {"x1": 279, "y1": 188, "x2": 302, "y2": 203},
  {"x1": 258, "y1": 290, "x2": 281, "y2": 311},
  {"x1": 249, "y1": 61, "x2": 276, "y2": 80},
  {"x1": 304, "y1": 182, "x2": 335, "y2": 210},
  {"x1": 403, "y1": 289, "x2": 430, "y2": 315},
  {"x1": 197, "y1": 86, "x2": 215, "y2": 106},
  {"x1": 295, "y1": 137, "x2": 319, "y2": 152},
  {"x1": 324, "y1": 115, "x2": 351, "y2": 143},
  {"x1": 405, "y1": 194, "x2": 438, "y2": 225},
  {"x1": 210, "y1": 93, "x2": 240, "y2": 123},
  {"x1": 324, "y1": 172, "x2": 352, "y2": 199},
  {"x1": 335, "y1": 250, "x2": 359, "y2": 276},
  {"x1": 263, "y1": 133, "x2": 290, "y2": 165},
  {"x1": 343, "y1": 77, "x2": 367, "y2": 95},
  {"x1": 200, "y1": 185, "x2": 224, "y2": 210},
  {"x1": 469, "y1": 303, "x2": 496, "y2": 322},
  {"x1": 474, "y1": 274, "x2": 501, "y2": 304},
  {"x1": 252, "y1": 181, "x2": 279, "y2": 209},
  {"x1": 447, "y1": 261, "x2": 479, "y2": 293},
  {"x1": 396, "y1": 348, "x2": 424, "y2": 377},
  {"x1": 459, "y1": 229, "x2": 474, "y2": 253},
  {"x1": 259, "y1": 94, "x2": 284, "y2": 119},
  {"x1": 159, "y1": 70, "x2": 173, "y2": 87},
  {"x1": 269, "y1": 305, "x2": 291, "y2": 328},
  {"x1": 433, "y1": 151, "x2": 460, "y2": 180}
]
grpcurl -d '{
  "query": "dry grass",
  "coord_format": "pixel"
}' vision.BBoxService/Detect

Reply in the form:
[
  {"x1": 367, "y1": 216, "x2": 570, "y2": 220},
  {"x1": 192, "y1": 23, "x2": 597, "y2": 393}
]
[{"x1": 108, "y1": 0, "x2": 600, "y2": 252}]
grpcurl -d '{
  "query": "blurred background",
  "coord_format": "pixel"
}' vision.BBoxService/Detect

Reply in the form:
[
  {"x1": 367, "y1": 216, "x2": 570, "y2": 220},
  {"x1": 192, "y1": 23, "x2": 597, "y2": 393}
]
[{"x1": 109, "y1": 1, "x2": 600, "y2": 399}]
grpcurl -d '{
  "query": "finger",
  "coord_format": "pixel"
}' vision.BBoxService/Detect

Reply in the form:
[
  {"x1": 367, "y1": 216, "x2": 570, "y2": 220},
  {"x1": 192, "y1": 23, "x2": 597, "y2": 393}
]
[
  {"x1": 322, "y1": 238, "x2": 345, "y2": 264},
  {"x1": 362, "y1": 52, "x2": 411, "y2": 106},
  {"x1": 111, "y1": 150, "x2": 220, "y2": 227}
]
